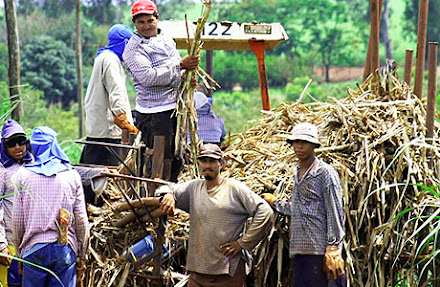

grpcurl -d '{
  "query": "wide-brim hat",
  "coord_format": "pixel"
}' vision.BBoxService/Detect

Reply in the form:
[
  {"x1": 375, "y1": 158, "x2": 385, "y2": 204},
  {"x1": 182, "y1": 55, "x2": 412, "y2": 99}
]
[
  {"x1": 286, "y1": 122, "x2": 321, "y2": 147},
  {"x1": 197, "y1": 144, "x2": 223, "y2": 160}
]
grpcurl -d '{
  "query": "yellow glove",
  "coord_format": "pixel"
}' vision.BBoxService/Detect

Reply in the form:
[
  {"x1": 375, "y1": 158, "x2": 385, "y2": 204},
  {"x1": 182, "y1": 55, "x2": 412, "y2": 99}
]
[
  {"x1": 324, "y1": 245, "x2": 345, "y2": 280},
  {"x1": 261, "y1": 193, "x2": 276, "y2": 207},
  {"x1": 114, "y1": 113, "x2": 139, "y2": 134}
]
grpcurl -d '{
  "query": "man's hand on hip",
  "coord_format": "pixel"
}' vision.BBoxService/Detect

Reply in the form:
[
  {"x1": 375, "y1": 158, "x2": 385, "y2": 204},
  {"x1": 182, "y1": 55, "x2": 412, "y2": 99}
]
[{"x1": 220, "y1": 241, "x2": 243, "y2": 258}]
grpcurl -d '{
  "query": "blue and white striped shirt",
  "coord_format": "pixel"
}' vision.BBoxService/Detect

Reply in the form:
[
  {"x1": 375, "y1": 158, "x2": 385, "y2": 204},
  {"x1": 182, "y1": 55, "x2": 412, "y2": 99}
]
[
  {"x1": 122, "y1": 30, "x2": 182, "y2": 114},
  {"x1": 274, "y1": 159, "x2": 345, "y2": 257}
]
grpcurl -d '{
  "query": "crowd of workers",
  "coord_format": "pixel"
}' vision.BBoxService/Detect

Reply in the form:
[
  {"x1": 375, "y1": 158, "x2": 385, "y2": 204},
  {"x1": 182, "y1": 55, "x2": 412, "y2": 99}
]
[{"x1": 0, "y1": 0, "x2": 346, "y2": 286}]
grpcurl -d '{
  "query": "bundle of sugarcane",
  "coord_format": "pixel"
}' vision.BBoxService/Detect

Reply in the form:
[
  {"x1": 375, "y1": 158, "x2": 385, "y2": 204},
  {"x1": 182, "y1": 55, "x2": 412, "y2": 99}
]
[
  {"x1": 174, "y1": 0, "x2": 212, "y2": 176},
  {"x1": 85, "y1": 180, "x2": 191, "y2": 286},
  {"x1": 214, "y1": 65, "x2": 440, "y2": 286}
]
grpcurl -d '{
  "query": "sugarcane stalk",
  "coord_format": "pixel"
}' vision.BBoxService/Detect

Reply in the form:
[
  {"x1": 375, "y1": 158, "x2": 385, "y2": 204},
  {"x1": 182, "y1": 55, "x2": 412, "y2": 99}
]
[{"x1": 174, "y1": 0, "x2": 212, "y2": 175}]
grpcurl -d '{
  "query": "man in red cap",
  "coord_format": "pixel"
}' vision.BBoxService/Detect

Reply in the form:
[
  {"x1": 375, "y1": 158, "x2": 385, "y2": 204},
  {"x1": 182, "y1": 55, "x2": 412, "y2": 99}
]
[
  {"x1": 158, "y1": 144, "x2": 274, "y2": 287},
  {"x1": 123, "y1": 0, "x2": 200, "y2": 182}
]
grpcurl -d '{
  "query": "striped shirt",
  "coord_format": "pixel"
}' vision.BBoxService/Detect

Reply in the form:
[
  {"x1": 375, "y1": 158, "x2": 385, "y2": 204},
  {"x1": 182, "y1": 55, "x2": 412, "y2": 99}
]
[
  {"x1": 158, "y1": 178, "x2": 273, "y2": 276},
  {"x1": 12, "y1": 168, "x2": 89, "y2": 259},
  {"x1": 274, "y1": 159, "x2": 345, "y2": 257},
  {"x1": 122, "y1": 30, "x2": 182, "y2": 113}
]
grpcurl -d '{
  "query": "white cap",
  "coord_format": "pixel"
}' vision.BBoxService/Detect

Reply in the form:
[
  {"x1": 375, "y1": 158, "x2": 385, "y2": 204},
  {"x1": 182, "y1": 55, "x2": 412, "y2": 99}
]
[
  {"x1": 194, "y1": 91, "x2": 208, "y2": 110},
  {"x1": 286, "y1": 122, "x2": 321, "y2": 147}
]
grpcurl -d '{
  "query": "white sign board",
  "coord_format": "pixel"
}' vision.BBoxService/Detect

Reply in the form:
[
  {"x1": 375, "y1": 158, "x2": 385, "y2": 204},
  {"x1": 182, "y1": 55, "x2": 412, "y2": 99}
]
[{"x1": 157, "y1": 21, "x2": 289, "y2": 51}]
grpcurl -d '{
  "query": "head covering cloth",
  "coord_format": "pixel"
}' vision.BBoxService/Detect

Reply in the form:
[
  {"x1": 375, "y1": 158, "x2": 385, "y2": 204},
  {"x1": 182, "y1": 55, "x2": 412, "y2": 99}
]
[
  {"x1": 25, "y1": 126, "x2": 72, "y2": 176},
  {"x1": 0, "y1": 119, "x2": 33, "y2": 167}
]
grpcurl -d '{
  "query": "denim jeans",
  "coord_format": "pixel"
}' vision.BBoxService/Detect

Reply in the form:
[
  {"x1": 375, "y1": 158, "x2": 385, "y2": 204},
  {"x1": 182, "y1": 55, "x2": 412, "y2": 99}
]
[{"x1": 22, "y1": 243, "x2": 77, "y2": 287}]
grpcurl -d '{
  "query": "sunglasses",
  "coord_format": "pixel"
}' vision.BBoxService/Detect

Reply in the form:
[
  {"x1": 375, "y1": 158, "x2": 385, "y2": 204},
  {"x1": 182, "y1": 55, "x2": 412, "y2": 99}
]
[{"x1": 4, "y1": 137, "x2": 28, "y2": 148}]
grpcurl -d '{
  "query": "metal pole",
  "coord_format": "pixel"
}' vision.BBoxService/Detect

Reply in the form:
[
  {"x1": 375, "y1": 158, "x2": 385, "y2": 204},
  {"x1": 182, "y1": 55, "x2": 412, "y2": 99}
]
[
  {"x1": 249, "y1": 40, "x2": 271, "y2": 111},
  {"x1": 413, "y1": 0, "x2": 430, "y2": 99},
  {"x1": 403, "y1": 49, "x2": 414, "y2": 86}
]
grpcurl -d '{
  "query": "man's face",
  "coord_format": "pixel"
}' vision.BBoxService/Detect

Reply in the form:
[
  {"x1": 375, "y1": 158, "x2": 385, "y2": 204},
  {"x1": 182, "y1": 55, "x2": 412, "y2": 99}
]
[
  {"x1": 199, "y1": 157, "x2": 222, "y2": 181},
  {"x1": 5, "y1": 136, "x2": 27, "y2": 161},
  {"x1": 291, "y1": 140, "x2": 316, "y2": 161},
  {"x1": 133, "y1": 14, "x2": 158, "y2": 38}
]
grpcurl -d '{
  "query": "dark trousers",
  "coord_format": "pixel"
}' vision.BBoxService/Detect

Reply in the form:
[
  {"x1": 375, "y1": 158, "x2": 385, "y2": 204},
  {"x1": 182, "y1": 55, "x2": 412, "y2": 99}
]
[
  {"x1": 22, "y1": 243, "x2": 77, "y2": 287},
  {"x1": 135, "y1": 110, "x2": 182, "y2": 182},
  {"x1": 292, "y1": 255, "x2": 347, "y2": 287},
  {"x1": 79, "y1": 137, "x2": 121, "y2": 167},
  {"x1": 80, "y1": 137, "x2": 120, "y2": 205}
]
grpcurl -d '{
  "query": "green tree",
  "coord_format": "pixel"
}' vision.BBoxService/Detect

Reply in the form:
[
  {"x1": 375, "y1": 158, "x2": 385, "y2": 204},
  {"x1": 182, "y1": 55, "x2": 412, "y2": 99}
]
[
  {"x1": 404, "y1": 0, "x2": 440, "y2": 45},
  {"x1": 21, "y1": 35, "x2": 77, "y2": 107}
]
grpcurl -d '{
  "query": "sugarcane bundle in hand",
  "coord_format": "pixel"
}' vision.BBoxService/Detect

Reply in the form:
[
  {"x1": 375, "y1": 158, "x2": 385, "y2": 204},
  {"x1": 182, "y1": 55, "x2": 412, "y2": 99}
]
[{"x1": 174, "y1": 0, "x2": 213, "y2": 172}]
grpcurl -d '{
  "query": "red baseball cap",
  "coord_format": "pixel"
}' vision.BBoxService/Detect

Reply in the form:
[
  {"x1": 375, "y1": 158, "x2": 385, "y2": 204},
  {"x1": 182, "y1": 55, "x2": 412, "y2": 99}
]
[{"x1": 131, "y1": 0, "x2": 158, "y2": 18}]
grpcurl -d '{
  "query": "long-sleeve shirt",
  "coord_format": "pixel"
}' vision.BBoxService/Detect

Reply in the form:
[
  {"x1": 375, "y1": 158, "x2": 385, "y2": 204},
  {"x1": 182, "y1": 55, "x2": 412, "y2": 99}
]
[
  {"x1": 0, "y1": 163, "x2": 21, "y2": 251},
  {"x1": 158, "y1": 178, "x2": 273, "y2": 276},
  {"x1": 12, "y1": 168, "x2": 89, "y2": 259},
  {"x1": 0, "y1": 164, "x2": 101, "y2": 251},
  {"x1": 122, "y1": 30, "x2": 182, "y2": 114},
  {"x1": 274, "y1": 159, "x2": 345, "y2": 257},
  {"x1": 84, "y1": 50, "x2": 133, "y2": 139}
]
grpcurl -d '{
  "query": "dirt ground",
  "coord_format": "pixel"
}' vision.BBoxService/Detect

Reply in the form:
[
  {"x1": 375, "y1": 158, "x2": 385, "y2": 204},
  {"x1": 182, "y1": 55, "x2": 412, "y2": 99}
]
[{"x1": 313, "y1": 66, "x2": 364, "y2": 82}]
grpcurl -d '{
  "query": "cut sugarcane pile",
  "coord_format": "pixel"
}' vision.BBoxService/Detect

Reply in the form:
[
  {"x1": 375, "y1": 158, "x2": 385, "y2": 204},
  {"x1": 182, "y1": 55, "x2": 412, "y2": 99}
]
[
  {"x1": 219, "y1": 67, "x2": 440, "y2": 286},
  {"x1": 86, "y1": 66, "x2": 440, "y2": 286},
  {"x1": 85, "y1": 184, "x2": 191, "y2": 286}
]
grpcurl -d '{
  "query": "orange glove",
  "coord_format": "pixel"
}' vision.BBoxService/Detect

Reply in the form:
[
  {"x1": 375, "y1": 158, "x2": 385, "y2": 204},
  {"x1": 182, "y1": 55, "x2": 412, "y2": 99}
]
[
  {"x1": 114, "y1": 113, "x2": 138, "y2": 134},
  {"x1": 324, "y1": 245, "x2": 345, "y2": 280},
  {"x1": 262, "y1": 193, "x2": 276, "y2": 207}
]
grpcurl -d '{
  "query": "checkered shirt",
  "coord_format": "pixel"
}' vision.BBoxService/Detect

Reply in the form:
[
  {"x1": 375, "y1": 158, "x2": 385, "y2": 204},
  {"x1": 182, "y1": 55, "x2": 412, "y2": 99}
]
[
  {"x1": 0, "y1": 163, "x2": 21, "y2": 251},
  {"x1": 197, "y1": 114, "x2": 226, "y2": 144},
  {"x1": 274, "y1": 159, "x2": 345, "y2": 256},
  {"x1": 122, "y1": 30, "x2": 182, "y2": 111},
  {"x1": 12, "y1": 167, "x2": 89, "y2": 259}
]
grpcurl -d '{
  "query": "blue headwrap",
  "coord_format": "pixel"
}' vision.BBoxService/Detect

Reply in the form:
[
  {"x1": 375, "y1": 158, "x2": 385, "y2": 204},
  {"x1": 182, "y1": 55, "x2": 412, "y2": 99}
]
[
  {"x1": 96, "y1": 24, "x2": 133, "y2": 61},
  {"x1": 25, "y1": 126, "x2": 72, "y2": 176},
  {"x1": 0, "y1": 119, "x2": 33, "y2": 168}
]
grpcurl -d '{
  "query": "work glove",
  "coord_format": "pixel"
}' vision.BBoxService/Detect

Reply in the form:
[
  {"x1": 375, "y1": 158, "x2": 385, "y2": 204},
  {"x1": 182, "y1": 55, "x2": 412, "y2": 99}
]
[
  {"x1": 262, "y1": 193, "x2": 277, "y2": 207},
  {"x1": 114, "y1": 113, "x2": 139, "y2": 134},
  {"x1": 324, "y1": 245, "x2": 345, "y2": 280}
]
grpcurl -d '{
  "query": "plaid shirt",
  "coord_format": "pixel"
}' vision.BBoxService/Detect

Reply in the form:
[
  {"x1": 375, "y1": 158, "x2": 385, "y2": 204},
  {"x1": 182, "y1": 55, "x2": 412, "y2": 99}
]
[
  {"x1": 12, "y1": 167, "x2": 89, "y2": 259},
  {"x1": 274, "y1": 159, "x2": 345, "y2": 256},
  {"x1": 0, "y1": 163, "x2": 21, "y2": 251},
  {"x1": 122, "y1": 30, "x2": 182, "y2": 113},
  {"x1": 197, "y1": 114, "x2": 226, "y2": 144}
]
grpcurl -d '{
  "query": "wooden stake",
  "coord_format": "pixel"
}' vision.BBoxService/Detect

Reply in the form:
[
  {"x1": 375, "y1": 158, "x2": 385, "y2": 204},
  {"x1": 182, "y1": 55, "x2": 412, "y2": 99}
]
[
  {"x1": 370, "y1": 0, "x2": 381, "y2": 74},
  {"x1": 413, "y1": 0, "x2": 430, "y2": 99},
  {"x1": 363, "y1": 0, "x2": 383, "y2": 80},
  {"x1": 426, "y1": 42, "x2": 437, "y2": 142},
  {"x1": 403, "y1": 49, "x2": 414, "y2": 86}
]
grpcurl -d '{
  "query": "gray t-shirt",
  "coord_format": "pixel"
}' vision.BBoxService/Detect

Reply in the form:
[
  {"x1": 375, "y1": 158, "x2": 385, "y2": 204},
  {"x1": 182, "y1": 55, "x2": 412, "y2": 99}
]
[{"x1": 159, "y1": 178, "x2": 273, "y2": 276}]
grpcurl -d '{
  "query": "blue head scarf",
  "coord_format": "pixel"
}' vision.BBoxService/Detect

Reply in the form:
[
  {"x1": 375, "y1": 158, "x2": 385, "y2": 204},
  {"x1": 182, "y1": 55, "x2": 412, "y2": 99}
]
[
  {"x1": 25, "y1": 126, "x2": 72, "y2": 176},
  {"x1": 96, "y1": 24, "x2": 133, "y2": 61},
  {"x1": 0, "y1": 119, "x2": 33, "y2": 168}
]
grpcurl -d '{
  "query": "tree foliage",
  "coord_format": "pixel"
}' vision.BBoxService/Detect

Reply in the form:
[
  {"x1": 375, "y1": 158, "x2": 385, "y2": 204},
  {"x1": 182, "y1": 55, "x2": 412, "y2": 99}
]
[
  {"x1": 404, "y1": 0, "x2": 440, "y2": 44},
  {"x1": 21, "y1": 35, "x2": 77, "y2": 107}
]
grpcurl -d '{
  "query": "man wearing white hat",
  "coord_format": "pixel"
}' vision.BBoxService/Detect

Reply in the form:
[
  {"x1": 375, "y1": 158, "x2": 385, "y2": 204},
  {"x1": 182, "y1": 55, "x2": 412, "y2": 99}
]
[{"x1": 263, "y1": 122, "x2": 346, "y2": 287}]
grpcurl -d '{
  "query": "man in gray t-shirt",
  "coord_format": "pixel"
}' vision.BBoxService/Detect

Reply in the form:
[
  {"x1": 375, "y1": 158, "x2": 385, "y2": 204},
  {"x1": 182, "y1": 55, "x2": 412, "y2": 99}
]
[{"x1": 159, "y1": 144, "x2": 273, "y2": 287}]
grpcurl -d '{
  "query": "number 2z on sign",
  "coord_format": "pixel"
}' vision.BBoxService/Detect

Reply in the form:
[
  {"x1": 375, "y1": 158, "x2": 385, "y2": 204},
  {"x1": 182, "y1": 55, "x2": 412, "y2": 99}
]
[{"x1": 199, "y1": 22, "x2": 232, "y2": 37}]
